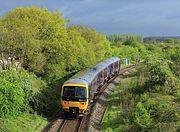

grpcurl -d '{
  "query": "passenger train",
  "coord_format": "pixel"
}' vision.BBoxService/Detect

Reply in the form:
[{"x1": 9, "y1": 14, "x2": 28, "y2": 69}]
[{"x1": 60, "y1": 57, "x2": 120, "y2": 116}]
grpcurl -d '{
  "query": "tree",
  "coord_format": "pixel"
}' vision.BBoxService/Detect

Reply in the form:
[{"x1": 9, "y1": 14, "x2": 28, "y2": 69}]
[
  {"x1": 78, "y1": 26, "x2": 111, "y2": 62},
  {"x1": 107, "y1": 34, "x2": 143, "y2": 44},
  {"x1": 143, "y1": 55, "x2": 175, "y2": 88},
  {"x1": 0, "y1": 7, "x2": 68, "y2": 75},
  {"x1": 66, "y1": 26, "x2": 87, "y2": 71}
]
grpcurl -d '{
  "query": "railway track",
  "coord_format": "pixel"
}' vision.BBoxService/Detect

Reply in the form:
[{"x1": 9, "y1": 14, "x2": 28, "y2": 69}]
[
  {"x1": 41, "y1": 110, "x2": 64, "y2": 132},
  {"x1": 43, "y1": 117, "x2": 83, "y2": 132},
  {"x1": 42, "y1": 65, "x2": 135, "y2": 132},
  {"x1": 59, "y1": 117, "x2": 83, "y2": 132}
]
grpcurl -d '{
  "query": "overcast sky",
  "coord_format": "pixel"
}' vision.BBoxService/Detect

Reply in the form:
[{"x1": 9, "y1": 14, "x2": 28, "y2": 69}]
[{"x1": 0, "y1": 0, "x2": 180, "y2": 36}]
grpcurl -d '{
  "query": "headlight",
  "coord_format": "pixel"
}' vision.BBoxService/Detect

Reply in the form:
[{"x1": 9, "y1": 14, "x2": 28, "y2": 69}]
[
  {"x1": 63, "y1": 101, "x2": 67, "y2": 104},
  {"x1": 80, "y1": 102, "x2": 86, "y2": 105}
]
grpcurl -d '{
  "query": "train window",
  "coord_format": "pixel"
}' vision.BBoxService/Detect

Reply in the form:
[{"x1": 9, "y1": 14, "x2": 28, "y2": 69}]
[
  {"x1": 63, "y1": 87, "x2": 74, "y2": 98},
  {"x1": 104, "y1": 68, "x2": 106, "y2": 79},
  {"x1": 105, "y1": 67, "x2": 109, "y2": 78},
  {"x1": 110, "y1": 64, "x2": 113, "y2": 74},
  {"x1": 115, "y1": 61, "x2": 118, "y2": 68},
  {"x1": 93, "y1": 78, "x2": 97, "y2": 90},
  {"x1": 62, "y1": 86, "x2": 87, "y2": 101},
  {"x1": 75, "y1": 87, "x2": 86, "y2": 98},
  {"x1": 98, "y1": 73, "x2": 101, "y2": 83}
]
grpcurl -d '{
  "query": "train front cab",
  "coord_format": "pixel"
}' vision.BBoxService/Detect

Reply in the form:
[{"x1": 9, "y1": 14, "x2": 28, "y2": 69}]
[{"x1": 61, "y1": 84, "x2": 89, "y2": 115}]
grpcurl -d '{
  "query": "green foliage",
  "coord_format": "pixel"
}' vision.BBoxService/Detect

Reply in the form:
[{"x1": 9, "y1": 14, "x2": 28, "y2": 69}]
[
  {"x1": 143, "y1": 55, "x2": 175, "y2": 87},
  {"x1": 107, "y1": 34, "x2": 143, "y2": 46},
  {"x1": 35, "y1": 86, "x2": 59, "y2": 116},
  {"x1": 111, "y1": 45, "x2": 138, "y2": 63},
  {"x1": 169, "y1": 47, "x2": 180, "y2": 77},
  {"x1": 0, "y1": 69, "x2": 46, "y2": 117},
  {"x1": 145, "y1": 43, "x2": 162, "y2": 54},
  {"x1": 108, "y1": 35, "x2": 147, "y2": 63},
  {"x1": 66, "y1": 26, "x2": 88, "y2": 71},
  {"x1": 164, "y1": 38, "x2": 175, "y2": 44},
  {"x1": 0, "y1": 7, "x2": 68, "y2": 75},
  {"x1": 0, "y1": 113, "x2": 47, "y2": 132},
  {"x1": 143, "y1": 95, "x2": 179, "y2": 123},
  {"x1": 164, "y1": 38, "x2": 180, "y2": 44},
  {"x1": 122, "y1": 40, "x2": 134, "y2": 46},
  {"x1": 131, "y1": 42, "x2": 148, "y2": 60},
  {"x1": 102, "y1": 77, "x2": 137, "y2": 131},
  {"x1": 0, "y1": 7, "x2": 111, "y2": 87},
  {"x1": 78, "y1": 26, "x2": 111, "y2": 62},
  {"x1": 0, "y1": 79, "x2": 25, "y2": 117},
  {"x1": 134, "y1": 102, "x2": 152, "y2": 129},
  {"x1": 103, "y1": 42, "x2": 180, "y2": 131}
]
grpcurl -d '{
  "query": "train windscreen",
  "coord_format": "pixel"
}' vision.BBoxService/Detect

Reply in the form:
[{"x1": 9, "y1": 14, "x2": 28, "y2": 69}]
[{"x1": 62, "y1": 86, "x2": 87, "y2": 102}]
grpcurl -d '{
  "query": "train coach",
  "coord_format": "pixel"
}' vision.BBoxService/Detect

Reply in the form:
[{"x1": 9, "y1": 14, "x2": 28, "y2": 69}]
[{"x1": 60, "y1": 57, "x2": 120, "y2": 116}]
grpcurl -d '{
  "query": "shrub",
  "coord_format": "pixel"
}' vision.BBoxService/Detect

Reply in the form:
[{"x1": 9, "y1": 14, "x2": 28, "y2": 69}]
[
  {"x1": 0, "y1": 79, "x2": 25, "y2": 117},
  {"x1": 143, "y1": 95, "x2": 179, "y2": 122},
  {"x1": 143, "y1": 55, "x2": 175, "y2": 88},
  {"x1": 0, "y1": 69, "x2": 46, "y2": 117},
  {"x1": 169, "y1": 48, "x2": 180, "y2": 77},
  {"x1": 134, "y1": 102, "x2": 152, "y2": 129}
]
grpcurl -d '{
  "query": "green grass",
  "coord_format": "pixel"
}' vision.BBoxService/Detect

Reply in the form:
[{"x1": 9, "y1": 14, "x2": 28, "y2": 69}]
[
  {"x1": 102, "y1": 77, "x2": 136, "y2": 132},
  {"x1": 0, "y1": 113, "x2": 47, "y2": 132}
]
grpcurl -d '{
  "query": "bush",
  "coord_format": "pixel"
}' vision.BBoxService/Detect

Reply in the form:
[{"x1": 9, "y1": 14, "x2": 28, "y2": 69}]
[
  {"x1": 169, "y1": 48, "x2": 180, "y2": 77},
  {"x1": 0, "y1": 79, "x2": 25, "y2": 117},
  {"x1": 143, "y1": 95, "x2": 179, "y2": 122},
  {"x1": 134, "y1": 102, "x2": 152, "y2": 129},
  {"x1": 143, "y1": 55, "x2": 175, "y2": 88},
  {"x1": 0, "y1": 69, "x2": 46, "y2": 117}
]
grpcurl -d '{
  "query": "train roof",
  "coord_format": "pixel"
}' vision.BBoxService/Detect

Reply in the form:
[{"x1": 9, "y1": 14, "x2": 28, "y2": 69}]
[
  {"x1": 63, "y1": 78, "x2": 89, "y2": 86},
  {"x1": 63, "y1": 57, "x2": 120, "y2": 86}
]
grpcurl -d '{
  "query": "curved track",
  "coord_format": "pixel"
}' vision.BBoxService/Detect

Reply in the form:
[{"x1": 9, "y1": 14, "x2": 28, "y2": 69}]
[{"x1": 42, "y1": 65, "x2": 135, "y2": 132}]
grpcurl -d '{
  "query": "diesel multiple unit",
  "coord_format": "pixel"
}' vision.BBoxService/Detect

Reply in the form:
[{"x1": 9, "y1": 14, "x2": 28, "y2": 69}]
[{"x1": 60, "y1": 57, "x2": 120, "y2": 115}]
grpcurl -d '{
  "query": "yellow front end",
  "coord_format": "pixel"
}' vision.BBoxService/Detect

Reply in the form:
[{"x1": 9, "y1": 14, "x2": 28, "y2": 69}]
[{"x1": 60, "y1": 84, "x2": 88, "y2": 114}]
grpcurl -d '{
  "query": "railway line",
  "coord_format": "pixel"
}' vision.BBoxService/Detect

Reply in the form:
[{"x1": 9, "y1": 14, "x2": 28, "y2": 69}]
[
  {"x1": 43, "y1": 116, "x2": 83, "y2": 132},
  {"x1": 42, "y1": 65, "x2": 135, "y2": 132},
  {"x1": 59, "y1": 117, "x2": 83, "y2": 132}
]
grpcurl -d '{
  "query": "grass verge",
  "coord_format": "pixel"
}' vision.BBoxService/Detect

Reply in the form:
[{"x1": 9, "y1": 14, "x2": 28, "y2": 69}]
[
  {"x1": 102, "y1": 77, "x2": 136, "y2": 132},
  {"x1": 0, "y1": 113, "x2": 47, "y2": 132}
]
